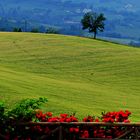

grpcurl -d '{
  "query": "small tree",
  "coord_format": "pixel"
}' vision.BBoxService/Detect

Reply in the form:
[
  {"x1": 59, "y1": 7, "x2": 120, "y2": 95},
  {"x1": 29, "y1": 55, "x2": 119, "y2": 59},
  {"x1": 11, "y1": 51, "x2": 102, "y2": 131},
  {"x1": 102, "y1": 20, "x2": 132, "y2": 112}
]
[
  {"x1": 46, "y1": 27, "x2": 59, "y2": 34},
  {"x1": 31, "y1": 28, "x2": 39, "y2": 33},
  {"x1": 81, "y1": 12, "x2": 106, "y2": 39},
  {"x1": 13, "y1": 27, "x2": 22, "y2": 32},
  {"x1": 18, "y1": 28, "x2": 22, "y2": 32}
]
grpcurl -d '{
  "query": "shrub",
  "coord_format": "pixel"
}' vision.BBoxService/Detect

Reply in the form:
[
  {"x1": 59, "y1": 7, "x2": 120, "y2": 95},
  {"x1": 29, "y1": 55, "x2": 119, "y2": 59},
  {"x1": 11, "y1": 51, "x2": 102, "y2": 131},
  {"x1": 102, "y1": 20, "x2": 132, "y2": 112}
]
[
  {"x1": 30, "y1": 28, "x2": 39, "y2": 33},
  {"x1": 0, "y1": 101, "x2": 5, "y2": 117},
  {"x1": 46, "y1": 27, "x2": 59, "y2": 34},
  {"x1": 13, "y1": 28, "x2": 22, "y2": 32},
  {"x1": 7, "y1": 97, "x2": 48, "y2": 121}
]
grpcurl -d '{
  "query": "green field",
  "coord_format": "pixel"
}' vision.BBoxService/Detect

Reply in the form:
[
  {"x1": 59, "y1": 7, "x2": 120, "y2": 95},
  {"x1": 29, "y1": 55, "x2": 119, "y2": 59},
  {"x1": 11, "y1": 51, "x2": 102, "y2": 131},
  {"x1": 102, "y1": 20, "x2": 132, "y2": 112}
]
[{"x1": 0, "y1": 32, "x2": 140, "y2": 121}]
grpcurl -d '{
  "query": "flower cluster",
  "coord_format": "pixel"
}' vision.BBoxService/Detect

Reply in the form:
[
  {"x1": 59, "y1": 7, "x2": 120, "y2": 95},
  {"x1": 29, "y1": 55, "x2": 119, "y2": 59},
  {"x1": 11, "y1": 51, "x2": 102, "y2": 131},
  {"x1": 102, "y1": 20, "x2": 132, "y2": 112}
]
[
  {"x1": 34, "y1": 110, "x2": 131, "y2": 139},
  {"x1": 79, "y1": 110, "x2": 131, "y2": 139},
  {"x1": 2, "y1": 110, "x2": 132, "y2": 140},
  {"x1": 35, "y1": 111, "x2": 78, "y2": 122},
  {"x1": 102, "y1": 110, "x2": 131, "y2": 123},
  {"x1": 34, "y1": 111, "x2": 79, "y2": 139}
]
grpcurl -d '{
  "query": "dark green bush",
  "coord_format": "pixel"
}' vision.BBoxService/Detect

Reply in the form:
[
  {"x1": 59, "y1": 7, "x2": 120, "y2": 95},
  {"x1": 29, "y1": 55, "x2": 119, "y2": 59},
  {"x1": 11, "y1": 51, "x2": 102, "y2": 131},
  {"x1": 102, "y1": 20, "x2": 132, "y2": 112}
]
[
  {"x1": 46, "y1": 27, "x2": 59, "y2": 34},
  {"x1": 0, "y1": 101, "x2": 5, "y2": 120},
  {"x1": 7, "y1": 97, "x2": 48, "y2": 121},
  {"x1": 13, "y1": 28, "x2": 22, "y2": 32},
  {"x1": 31, "y1": 28, "x2": 39, "y2": 33}
]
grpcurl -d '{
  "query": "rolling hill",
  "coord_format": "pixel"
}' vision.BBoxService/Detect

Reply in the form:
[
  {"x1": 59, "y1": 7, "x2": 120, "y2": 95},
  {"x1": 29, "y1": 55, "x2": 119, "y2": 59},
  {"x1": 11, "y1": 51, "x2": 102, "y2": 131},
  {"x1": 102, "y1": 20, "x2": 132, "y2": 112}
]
[{"x1": 0, "y1": 32, "x2": 140, "y2": 121}]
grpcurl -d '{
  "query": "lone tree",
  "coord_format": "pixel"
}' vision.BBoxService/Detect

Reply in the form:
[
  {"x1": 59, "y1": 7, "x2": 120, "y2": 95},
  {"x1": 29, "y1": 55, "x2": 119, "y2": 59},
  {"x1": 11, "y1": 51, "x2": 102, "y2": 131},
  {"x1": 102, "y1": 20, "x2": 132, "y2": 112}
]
[
  {"x1": 81, "y1": 12, "x2": 106, "y2": 39},
  {"x1": 13, "y1": 28, "x2": 22, "y2": 32}
]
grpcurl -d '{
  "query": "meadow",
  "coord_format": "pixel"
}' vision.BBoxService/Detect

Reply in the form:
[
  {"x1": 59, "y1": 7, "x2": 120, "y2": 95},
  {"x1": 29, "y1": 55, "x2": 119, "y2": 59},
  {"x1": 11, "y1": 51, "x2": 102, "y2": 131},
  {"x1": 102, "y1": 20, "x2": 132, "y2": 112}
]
[{"x1": 0, "y1": 32, "x2": 140, "y2": 121}]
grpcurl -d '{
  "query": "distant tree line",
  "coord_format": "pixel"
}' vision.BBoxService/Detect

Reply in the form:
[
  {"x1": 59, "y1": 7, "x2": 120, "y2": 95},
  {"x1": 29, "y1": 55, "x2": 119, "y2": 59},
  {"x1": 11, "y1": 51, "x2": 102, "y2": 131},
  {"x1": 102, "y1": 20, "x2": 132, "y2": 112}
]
[
  {"x1": 129, "y1": 41, "x2": 140, "y2": 47},
  {"x1": 12, "y1": 26, "x2": 60, "y2": 34}
]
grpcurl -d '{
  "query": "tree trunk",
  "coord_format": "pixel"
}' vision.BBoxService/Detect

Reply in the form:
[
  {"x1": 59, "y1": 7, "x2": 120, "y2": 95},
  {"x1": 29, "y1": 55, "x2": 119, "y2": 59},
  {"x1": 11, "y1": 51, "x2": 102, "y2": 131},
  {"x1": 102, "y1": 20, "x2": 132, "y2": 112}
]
[{"x1": 94, "y1": 31, "x2": 97, "y2": 39}]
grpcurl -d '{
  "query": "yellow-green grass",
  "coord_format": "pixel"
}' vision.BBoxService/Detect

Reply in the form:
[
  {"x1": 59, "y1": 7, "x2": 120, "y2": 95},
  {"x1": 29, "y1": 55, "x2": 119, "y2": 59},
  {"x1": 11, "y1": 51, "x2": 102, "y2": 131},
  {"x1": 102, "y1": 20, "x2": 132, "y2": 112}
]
[{"x1": 0, "y1": 32, "x2": 140, "y2": 121}]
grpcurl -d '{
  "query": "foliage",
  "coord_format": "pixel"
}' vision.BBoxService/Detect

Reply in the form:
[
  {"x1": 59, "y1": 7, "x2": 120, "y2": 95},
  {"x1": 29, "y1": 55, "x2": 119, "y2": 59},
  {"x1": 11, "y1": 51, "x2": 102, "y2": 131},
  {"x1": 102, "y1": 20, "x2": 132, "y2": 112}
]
[
  {"x1": 7, "y1": 97, "x2": 48, "y2": 121},
  {"x1": 0, "y1": 98, "x2": 47, "y2": 139},
  {"x1": 81, "y1": 12, "x2": 106, "y2": 39},
  {"x1": 46, "y1": 27, "x2": 59, "y2": 34},
  {"x1": 30, "y1": 28, "x2": 39, "y2": 33},
  {"x1": 13, "y1": 28, "x2": 22, "y2": 32},
  {"x1": 0, "y1": 101, "x2": 5, "y2": 121}
]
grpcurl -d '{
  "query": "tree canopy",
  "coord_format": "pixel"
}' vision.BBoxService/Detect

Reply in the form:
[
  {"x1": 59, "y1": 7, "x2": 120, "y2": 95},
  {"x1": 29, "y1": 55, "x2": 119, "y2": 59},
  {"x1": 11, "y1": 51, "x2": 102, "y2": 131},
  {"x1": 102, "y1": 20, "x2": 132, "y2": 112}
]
[{"x1": 81, "y1": 12, "x2": 106, "y2": 39}]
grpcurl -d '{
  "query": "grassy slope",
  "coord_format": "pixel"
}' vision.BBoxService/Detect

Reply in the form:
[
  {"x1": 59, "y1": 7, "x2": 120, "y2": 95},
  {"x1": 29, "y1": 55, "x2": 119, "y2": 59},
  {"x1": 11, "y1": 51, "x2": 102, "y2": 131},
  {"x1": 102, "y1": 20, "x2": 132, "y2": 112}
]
[{"x1": 0, "y1": 32, "x2": 140, "y2": 121}]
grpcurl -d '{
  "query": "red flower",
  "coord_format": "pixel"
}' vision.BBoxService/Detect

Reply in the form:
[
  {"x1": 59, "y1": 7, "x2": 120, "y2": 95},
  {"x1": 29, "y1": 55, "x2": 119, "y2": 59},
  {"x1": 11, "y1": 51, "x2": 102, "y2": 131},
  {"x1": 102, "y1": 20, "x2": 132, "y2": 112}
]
[
  {"x1": 66, "y1": 116, "x2": 78, "y2": 122},
  {"x1": 123, "y1": 119, "x2": 130, "y2": 123},
  {"x1": 69, "y1": 127, "x2": 79, "y2": 133},
  {"x1": 74, "y1": 128, "x2": 79, "y2": 133},
  {"x1": 83, "y1": 116, "x2": 94, "y2": 122},
  {"x1": 48, "y1": 117, "x2": 60, "y2": 122},
  {"x1": 69, "y1": 127, "x2": 74, "y2": 133},
  {"x1": 95, "y1": 118, "x2": 99, "y2": 122},
  {"x1": 81, "y1": 130, "x2": 89, "y2": 138},
  {"x1": 46, "y1": 112, "x2": 53, "y2": 117},
  {"x1": 60, "y1": 113, "x2": 68, "y2": 118},
  {"x1": 106, "y1": 136, "x2": 112, "y2": 139}
]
